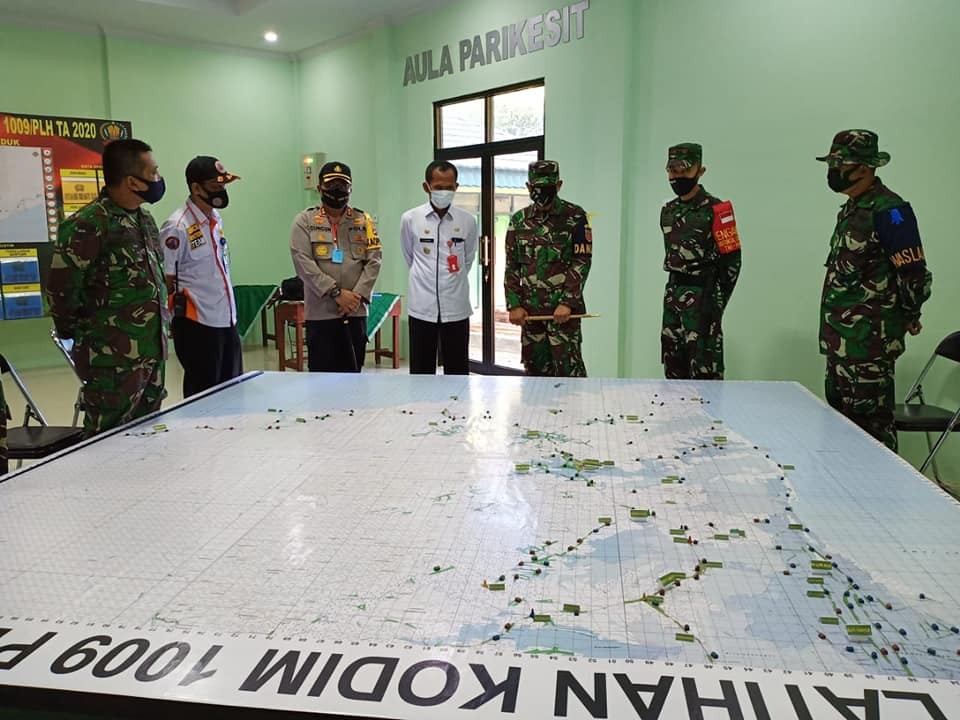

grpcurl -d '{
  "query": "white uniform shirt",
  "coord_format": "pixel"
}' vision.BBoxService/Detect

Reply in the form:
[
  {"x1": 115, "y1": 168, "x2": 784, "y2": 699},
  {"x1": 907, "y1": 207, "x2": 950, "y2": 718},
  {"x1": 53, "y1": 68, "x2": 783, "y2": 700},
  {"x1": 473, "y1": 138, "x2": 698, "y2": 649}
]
[
  {"x1": 160, "y1": 199, "x2": 236, "y2": 328},
  {"x1": 400, "y1": 202, "x2": 478, "y2": 323}
]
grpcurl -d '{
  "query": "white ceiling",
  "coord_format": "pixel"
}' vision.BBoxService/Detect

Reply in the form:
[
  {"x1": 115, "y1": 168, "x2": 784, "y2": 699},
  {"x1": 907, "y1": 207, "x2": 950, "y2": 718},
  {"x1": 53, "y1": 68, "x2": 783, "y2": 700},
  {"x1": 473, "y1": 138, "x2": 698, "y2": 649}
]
[{"x1": 0, "y1": 0, "x2": 457, "y2": 55}]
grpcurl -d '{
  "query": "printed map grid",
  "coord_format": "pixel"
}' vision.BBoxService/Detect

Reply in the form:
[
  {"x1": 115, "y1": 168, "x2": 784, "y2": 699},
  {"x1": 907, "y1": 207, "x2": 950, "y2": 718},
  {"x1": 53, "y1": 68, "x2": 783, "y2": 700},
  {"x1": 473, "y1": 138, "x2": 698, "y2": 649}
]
[{"x1": 1, "y1": 373, "x2": 957, "y2": 681}]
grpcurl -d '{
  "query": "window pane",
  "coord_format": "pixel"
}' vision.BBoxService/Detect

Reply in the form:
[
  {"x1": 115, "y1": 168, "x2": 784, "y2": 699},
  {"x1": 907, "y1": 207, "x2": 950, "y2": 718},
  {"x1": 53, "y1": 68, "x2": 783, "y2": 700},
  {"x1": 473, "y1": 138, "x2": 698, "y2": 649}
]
[
  {"x1": 447, "y1": 159, "x2": 483, "y2": 364},
  {"x1": 492, "y1": 150, "x2": 538, "y2": 370},
  {"x1": 439, "y1": 99, "x2": 485, "y2": 148},
  {"x1": 492, "y1": 86, "x2": 544, "y2": 142}
]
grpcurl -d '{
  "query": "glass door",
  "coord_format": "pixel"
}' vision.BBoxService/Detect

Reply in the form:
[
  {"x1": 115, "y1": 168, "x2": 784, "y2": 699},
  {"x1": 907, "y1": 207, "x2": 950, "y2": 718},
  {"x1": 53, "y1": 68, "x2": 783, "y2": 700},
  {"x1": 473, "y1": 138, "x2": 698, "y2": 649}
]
[{"x1": 435, "y1": 82, "x2": 545, "y2": 374}]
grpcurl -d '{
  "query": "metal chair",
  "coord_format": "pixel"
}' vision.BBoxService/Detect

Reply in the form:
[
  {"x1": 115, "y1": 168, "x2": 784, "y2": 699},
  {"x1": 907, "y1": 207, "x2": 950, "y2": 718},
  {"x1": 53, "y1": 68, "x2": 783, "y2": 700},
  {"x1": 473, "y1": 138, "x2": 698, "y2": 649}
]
[
  {"x1": 50, "y1": 328, "x2": 85, "y2": 427},
  {"x1": 894, "y1": 331, "x2": 960, "y2": 485},
  {"x1": 0, "y1": 353, "x2": 85, "y2": 471}
]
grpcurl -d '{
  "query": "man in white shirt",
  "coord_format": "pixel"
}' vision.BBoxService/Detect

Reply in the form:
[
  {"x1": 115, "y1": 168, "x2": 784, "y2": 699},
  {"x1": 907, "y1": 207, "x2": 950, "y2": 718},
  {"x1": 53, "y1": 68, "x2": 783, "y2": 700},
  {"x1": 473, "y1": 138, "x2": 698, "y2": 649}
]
[
  {"x1": 160, "y1": 156, "x2": 242, "y2": 397},
  {"x1": 400, "y1": 161, "x2": 478, "y2": 374}
]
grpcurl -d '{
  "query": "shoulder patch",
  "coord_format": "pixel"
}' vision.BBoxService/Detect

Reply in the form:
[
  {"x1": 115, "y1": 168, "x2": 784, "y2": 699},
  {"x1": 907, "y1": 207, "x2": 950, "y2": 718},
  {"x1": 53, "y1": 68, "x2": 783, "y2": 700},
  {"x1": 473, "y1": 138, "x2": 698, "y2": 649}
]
[
  {"x1": 164, "y1": 236, "x2": 180, "y2": 251},
  {"x1": 875, "y1": 203, "x2": 925, "y2": 269},
  {"x1": 711, "y1": 200, "x2": 741, "y2": 255}
]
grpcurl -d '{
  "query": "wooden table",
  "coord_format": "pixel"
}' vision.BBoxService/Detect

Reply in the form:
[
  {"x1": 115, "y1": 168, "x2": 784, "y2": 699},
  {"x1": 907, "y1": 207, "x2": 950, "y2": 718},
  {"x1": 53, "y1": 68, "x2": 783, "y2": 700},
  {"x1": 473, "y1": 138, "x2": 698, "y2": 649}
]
[
  {"x1": 274, "y1": 295, "x2": 402, "y2": 371},
  {"x1": 274, "y1": 301, "x2": 305, "y2": 372}
]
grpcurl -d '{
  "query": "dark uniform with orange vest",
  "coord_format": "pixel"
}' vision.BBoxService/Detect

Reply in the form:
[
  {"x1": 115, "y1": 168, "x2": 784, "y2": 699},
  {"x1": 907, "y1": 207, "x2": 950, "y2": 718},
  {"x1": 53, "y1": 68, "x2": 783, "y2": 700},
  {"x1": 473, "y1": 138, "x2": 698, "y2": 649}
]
[
  {"x1": 161, "y1": 156, "x2": 243, "y2": 397},
  {"x1": 660, "y1": 143, "x2": 742, "y2": 380}
]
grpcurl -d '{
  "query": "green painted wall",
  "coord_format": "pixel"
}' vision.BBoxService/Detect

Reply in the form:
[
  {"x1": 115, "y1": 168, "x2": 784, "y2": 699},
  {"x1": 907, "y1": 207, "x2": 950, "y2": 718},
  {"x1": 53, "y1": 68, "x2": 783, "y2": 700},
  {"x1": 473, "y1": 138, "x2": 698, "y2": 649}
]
[
  {"x1": 0, "y1": 23, "x2": 301, "y2": 369},
  {"x1": 297, "y1": 0, "x2": 959, "y2": 482},
  {"x1": 621, "y1": 0, "x2": 960, "y2": 484},
  {"x1": 1, "y1": 1, "x2": 957, "y2": 482}
]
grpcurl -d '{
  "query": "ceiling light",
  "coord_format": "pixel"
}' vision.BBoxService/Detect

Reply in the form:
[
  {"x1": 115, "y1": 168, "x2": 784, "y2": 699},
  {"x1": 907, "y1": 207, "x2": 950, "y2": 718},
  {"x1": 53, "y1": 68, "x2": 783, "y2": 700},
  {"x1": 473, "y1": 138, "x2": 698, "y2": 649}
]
[{"x1": 263, "y1": 31, "x2": 278, "y2": 43}]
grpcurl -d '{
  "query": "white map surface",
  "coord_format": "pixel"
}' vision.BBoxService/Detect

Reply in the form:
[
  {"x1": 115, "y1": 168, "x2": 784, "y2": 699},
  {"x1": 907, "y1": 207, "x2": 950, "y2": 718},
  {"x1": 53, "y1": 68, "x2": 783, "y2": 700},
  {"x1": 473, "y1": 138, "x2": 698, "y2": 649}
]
[
  {"x1": 0, "y1": 145, "x2": 48, "y2": 244},
  {"x1": 1, "y1": 373, "x2": 958, "y2": 681}
]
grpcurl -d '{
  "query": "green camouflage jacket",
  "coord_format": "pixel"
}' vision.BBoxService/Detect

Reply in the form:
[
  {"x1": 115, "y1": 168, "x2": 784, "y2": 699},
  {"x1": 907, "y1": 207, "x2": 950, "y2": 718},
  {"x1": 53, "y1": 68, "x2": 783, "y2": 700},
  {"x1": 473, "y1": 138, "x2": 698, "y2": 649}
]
[
  {"x1": 660, "y1": 186, "x2": 741, "y2": 309},
  {"x1": 504, "y1": 198, "x2": 592, "y2": 314},
  {"x1": 46, "y1": 197, "x2": 167, "y2": 376},
  {"x1": 819, "y1": 179, "x2": 932, "y2": 359}
]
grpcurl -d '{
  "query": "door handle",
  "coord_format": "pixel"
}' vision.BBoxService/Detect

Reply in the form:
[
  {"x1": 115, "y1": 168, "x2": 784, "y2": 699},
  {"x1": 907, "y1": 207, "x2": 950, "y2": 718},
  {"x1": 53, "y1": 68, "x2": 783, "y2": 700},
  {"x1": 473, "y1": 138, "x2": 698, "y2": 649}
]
[{"x1": 481, "y1": 235, "x2": 491, "y2": 282}]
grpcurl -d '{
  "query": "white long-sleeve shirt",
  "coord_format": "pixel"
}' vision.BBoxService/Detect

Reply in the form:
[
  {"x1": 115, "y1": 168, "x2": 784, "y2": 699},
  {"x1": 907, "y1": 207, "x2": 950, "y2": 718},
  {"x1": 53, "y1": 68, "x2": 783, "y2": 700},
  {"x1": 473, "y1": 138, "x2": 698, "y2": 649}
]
[
  {"x1": 400, "y1": 202, "x2": 478, "y2": 323},
  {"x1": 160, "y1": 199, "x2": 236, "y2": 328}
]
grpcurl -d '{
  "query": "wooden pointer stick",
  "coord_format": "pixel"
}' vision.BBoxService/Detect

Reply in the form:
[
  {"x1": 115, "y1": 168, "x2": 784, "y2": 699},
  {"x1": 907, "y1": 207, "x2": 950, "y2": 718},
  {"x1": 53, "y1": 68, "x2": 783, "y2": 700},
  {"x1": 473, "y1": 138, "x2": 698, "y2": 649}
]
[{"x1": 523, "y1": 313, "x2": 602, "y2": 322}]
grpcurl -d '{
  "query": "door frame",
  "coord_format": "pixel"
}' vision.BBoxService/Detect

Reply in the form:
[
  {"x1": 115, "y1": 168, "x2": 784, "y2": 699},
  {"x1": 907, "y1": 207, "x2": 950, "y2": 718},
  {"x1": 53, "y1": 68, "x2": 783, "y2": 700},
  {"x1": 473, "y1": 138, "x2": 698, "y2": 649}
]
[{"x1": 433, "y1": 80, "x2": 545, "y2": 375}]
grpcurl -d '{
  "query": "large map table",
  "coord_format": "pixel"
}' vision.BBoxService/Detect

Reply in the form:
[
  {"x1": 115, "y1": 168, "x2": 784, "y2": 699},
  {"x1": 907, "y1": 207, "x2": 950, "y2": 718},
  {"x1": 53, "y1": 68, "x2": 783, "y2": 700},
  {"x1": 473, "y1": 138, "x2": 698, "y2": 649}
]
[{"x1": 1, "y1": 373, "x2": 957, "y2": 719}]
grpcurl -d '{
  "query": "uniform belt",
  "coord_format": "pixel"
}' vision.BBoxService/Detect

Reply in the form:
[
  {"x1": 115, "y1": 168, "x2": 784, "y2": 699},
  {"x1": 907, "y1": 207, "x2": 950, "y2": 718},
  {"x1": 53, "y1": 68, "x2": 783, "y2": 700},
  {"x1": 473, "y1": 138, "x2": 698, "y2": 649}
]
[{"x1": 669, "y1": 271, "x2": 705, "y2": 286}]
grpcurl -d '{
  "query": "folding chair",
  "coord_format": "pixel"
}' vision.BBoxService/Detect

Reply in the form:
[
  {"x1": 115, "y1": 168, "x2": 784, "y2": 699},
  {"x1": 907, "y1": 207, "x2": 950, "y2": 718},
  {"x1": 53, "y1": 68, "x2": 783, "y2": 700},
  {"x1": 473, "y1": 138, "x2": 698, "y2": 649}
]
[
  {"x1": 894, "y1": 331, "x2": 960, "y2": 485},
  {"x1": 50, "y1": 328, "x2": 85, "y2": 427},
  {"x1": 0, "y1": 353, "x2": 86, "y2": 471}
]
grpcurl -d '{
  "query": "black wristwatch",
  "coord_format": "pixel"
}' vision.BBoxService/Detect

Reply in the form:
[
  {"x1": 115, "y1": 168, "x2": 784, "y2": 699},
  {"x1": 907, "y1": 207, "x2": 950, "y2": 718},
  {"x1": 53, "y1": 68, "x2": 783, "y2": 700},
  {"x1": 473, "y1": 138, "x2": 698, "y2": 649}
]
[{"x1": 330, "y1": 286, "x2": 341, "y2": 298}]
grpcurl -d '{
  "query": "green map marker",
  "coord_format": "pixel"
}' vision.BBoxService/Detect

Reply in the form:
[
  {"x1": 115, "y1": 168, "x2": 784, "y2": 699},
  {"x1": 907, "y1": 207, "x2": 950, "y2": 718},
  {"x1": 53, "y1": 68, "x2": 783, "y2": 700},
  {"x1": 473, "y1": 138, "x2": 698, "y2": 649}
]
[
  {"x1": 669, "y1": 528, "x2": 686, "y2": 536},
  {"x1": 811, "y1": 560, "x2": 832, "y2": 571},
  {"x1": 152, "y1": 424, "x2": 168, "y2": 432},
  {"x1": 847, "y1": 625, "x2": 873, "y2": 637},
  {"x1": 526, "y1": 430, "x2": 541, "y2": 438},
  {"x1": 515, "y1": 464, "x2": 531, "y2": 472},
  {"x1": 625, "y1": 415, "x2": 639, "y2": 421},
  {"x1": 659, "y1": 572, "x2": 686, "y2": 586},
  {"x1": 807, "y1": 590, "x2": 826, "y2": 598},
  {"x1": 661, "y1": 478, "x2": 676, "y2": 485},
  {"x1": 714, "y1": 534, "x2": 730, "y2": 541},
  {"x1": 702, "y1": 561, "x2": 723, "y2": 569},
  {"x1": 730, "y1": 529, "x2": 746, "y2": 538},
  {"x1": 630, "y1": 509, "x2": 651, "y2": 519},
  {"x1": 296, "y1": 417, "x2": 307, "y2": 423},
  {"x1": 562, "y1": 604, "x2": 581, "y2": 613},
  {"x1": 807, "y1": 577, "x2": 825, "y2": 585},
  {"x1": 783, "y1": 464, "x2": 796, "y2": 470},
  {"x1": 675, "y1": 633, "x2": 696, "y2": 642},
  {"x1": 714, "y1": 436, "x2": 728, "y2": 443},
  {"x1": 820, "y1": 617, "x2": 840, "y2": 625},
  {"x1": 599, "y1": 517, "x2": 612, "y2": 525},
  {"x1": 533, "y1": 614, "x2": 552, "y2": 623},
  {"x1": 673, "y1": 537, "x2": 690, "y2": 544},
  {"x1": 789, "y1": 523, "x2": 804, "y2": 530}
]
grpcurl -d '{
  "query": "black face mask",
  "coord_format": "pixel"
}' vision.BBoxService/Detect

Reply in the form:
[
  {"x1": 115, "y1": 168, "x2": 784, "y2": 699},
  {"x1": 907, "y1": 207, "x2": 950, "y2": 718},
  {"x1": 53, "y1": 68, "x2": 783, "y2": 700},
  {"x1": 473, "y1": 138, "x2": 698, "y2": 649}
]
[
  {"x1": 827, "y1": 166, "x2": 860, "y2": 193},
  {"x1": 530, "y1": 185, "x2": 557, "y2": 207},
  {"x1": 669, "y1": 176, "x2": 699, "y2": 197},
  {"x1": 321, "y1": 187, "x2": 350, "y2": 210},
  {"x1": 198, "y1": 188, "x2": 229, "y2": 209}
]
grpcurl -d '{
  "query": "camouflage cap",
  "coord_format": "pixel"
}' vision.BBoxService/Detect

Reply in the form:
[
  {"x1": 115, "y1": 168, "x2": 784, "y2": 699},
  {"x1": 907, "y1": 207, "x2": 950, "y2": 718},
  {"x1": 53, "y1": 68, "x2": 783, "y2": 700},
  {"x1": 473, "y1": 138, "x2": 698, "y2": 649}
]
[
  {"x1": 666, "y1": 143, "x2": 702, "y2": 170},
  {"x1": 528, "y1": 160, "x2": 560, "y2": 186},
  {"x1": 816, "y1": 130, "x2": 890, "y2": 167}
]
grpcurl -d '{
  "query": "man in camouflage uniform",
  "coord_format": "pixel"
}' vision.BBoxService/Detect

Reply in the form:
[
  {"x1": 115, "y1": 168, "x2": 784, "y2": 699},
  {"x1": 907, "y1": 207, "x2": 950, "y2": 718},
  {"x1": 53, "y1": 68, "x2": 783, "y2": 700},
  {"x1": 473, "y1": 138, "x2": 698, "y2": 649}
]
[
  {"x1": 0, "y1": 379, "x2": 8, "y2": 475},
  {"x1": 505, "y1": 161, "x2": 592, "y2": 377},
  {"x1": 46, "y1": 139, "x2": 168, "y2": 436},
  {"x1": 817, "y1": 130, "x2": 933, "y2": 451},
  {"x1": 661, "y1": 143, "x2": 741, "y2": 379}
]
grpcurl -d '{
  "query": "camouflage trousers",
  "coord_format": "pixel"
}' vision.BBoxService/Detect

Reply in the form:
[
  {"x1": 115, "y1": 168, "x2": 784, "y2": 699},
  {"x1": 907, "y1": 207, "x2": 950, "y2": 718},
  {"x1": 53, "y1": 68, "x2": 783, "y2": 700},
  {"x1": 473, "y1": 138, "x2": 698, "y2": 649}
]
[
  {"x1": 0, "y1": 379, "x2": 8, "y2": 476},
  {"x1": 661, "y1": 284, "x2": 724, "y2": 380},
  {"x1": 825, "y1": 355, "x2": 897, "y2": 451},
  {"x1": 521, "y1": 319, "x2": 586, "y2": 377},
  {"x1": 81, "y1": 358, "x2": 165, "y2": 436}
]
